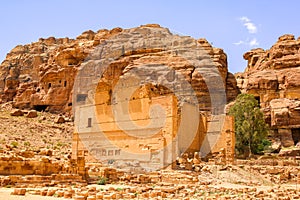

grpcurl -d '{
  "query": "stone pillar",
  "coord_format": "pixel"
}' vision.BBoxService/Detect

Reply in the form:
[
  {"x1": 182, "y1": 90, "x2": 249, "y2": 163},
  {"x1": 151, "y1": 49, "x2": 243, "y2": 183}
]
[
  {"x1": 279, "y1": 129, "x2": 294, "y2": 147},
  {"x1": 225, "y1": 116, "x2": 235, "y2": 164},
  {"x1": 77, "y1": 157, "x2": 87, "y2": 179},
  {"x1": 72, "y1": 132, "x2": 79, "y2": 159}
]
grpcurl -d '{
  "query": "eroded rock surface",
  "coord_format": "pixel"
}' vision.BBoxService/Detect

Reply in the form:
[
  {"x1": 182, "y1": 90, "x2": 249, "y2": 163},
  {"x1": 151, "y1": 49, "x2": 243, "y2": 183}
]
[
  {"x1": 236, "y1": 34, "x2": 300, "y2": 147},
  {"x1": 0, "y1": 24, "x2": 238, "y2": 115}
]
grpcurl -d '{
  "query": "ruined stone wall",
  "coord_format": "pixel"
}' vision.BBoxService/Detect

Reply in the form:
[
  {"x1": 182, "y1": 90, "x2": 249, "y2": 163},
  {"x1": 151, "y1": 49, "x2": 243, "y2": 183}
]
[
  {"x1": 0, "y1": 153, "x2": 86, "y2": 176},
  {"x1": 209, "y1": 115, "x2": 235, "y2": 163}
]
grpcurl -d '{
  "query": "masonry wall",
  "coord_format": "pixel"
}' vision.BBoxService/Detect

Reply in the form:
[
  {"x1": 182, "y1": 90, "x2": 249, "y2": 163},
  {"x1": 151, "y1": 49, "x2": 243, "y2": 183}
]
[
  {"x1": 73, "y1": 94, "x2": 179, "y2": 170},
  {"x1": 73, "y1": 107, "x2": 235, "y2": 168}
]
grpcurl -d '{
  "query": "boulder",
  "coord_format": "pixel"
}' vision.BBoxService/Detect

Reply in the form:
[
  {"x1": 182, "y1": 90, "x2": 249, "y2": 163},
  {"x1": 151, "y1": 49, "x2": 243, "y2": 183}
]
[
  {"x1": 10, "y1": 109, "x2": 24, "y2": 116},
  {"x1": 18, "y1": 150, "x2": 35, "y2": 158},
  {"x1": 278, "y1": 129, "x2": 294, "y2": 147},
  {"x1": 279, "y1": 148, "x2": 300, "y2": 156},
  {"x1": 39, "y1": 149, "x2": 53, "y2": 156},
  {"x1": 26, "y1": 110, "x2": 38, "y2": 118},
  {"x1": 11, "y1": 188, "x2": 26, "y2": 196},
  {"x1": 55, "y1": 116, "x2": 65, "y2": 123},
  {"x1": 270, "y1": 140, "x2": 282, "y2": 153}
]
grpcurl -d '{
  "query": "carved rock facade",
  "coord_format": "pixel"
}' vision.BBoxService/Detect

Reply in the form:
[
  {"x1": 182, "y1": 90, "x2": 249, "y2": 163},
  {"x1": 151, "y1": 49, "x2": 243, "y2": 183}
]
[
  {"x1": 0, "y1": 24, "x2": 237, "y2": 170},
  {"x1": 71, "y1": 25, "x2": 236, "y2": 170},
  {"x1": 236, "y1": 34, "x2": 300, "y2": 147}
]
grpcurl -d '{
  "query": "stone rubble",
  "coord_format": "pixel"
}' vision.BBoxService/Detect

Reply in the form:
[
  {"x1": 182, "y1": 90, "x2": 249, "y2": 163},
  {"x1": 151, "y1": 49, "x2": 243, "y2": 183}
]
[{"x1": 4, "y1": 164, "x2": 300, "y2": 199}]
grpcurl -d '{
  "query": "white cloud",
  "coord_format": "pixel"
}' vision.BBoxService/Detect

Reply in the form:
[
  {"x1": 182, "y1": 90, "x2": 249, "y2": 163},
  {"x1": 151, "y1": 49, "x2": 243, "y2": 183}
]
[
  {"x1": 233, "y1": 40, "x2": 245, "y2": 46},
  {"x1": 240, "y1": 16, "x2": 250, "y2": 23},
  {"x1": 249, "y1": 38, "x2": 259, "y2": 46},
  {"x1": 233, "y1": 38, "x2": 259, "y2": 47},
  {"x1": 235, "y1": 17, "x2": 259, "y2": 47},
  {"x1": 239, "y1": 16, "x2": 257, "y2": 34},
  {"x1": 244, "y1": 22, "x2": 257, "y2": 34}
]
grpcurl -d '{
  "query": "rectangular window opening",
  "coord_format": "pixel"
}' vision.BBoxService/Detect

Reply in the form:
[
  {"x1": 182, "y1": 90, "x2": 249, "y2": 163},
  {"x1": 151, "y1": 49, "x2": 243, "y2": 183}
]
[
  {"x1": 108, "y1": 150, "x2": 114, "y2": 156},
  {"x1": 115, "y1": 149, "x2": 121, "y2": 155},
  {"x1": 255, "y1": 96, "x2": 261, "y2": 107},
  {"x1": 87, "y1": 118, "x2": 92, "y2": 127}
]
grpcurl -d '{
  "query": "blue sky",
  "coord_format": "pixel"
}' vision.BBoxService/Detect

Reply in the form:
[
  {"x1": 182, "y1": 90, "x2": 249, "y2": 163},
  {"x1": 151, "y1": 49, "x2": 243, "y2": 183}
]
[{"x1": 0, "y1": 1, "x2": 300, "y2": 73}]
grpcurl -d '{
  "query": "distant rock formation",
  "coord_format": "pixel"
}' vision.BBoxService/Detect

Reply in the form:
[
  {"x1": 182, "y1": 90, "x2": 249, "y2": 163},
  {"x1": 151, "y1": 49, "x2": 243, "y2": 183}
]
[
  {"x1": 0, "y1": 24, "x2": 238, "y2": 115},
  {"x1": 236, "y1": 34, "x2": 300, "y2": 147}
]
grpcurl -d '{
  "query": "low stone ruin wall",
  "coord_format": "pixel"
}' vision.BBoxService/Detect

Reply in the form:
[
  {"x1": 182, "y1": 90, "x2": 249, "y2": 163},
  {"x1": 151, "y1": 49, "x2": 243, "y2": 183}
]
[
  {"x1": 0, "y1": 159, "x2": 62, "y2": 176},
  {"x1": 0, "y1": 174, "x2": 85, "y2": 187}
]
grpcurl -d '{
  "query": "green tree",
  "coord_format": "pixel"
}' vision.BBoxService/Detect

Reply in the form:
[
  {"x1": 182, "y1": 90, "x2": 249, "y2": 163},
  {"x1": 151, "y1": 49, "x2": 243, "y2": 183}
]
[{"x1": 229, "y1": 94, "x2": 269, "y2": 157}]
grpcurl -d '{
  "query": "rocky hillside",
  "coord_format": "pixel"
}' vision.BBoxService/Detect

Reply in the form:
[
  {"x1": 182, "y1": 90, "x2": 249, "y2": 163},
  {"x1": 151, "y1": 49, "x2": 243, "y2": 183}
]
[
  {"x1": 236, "y1": 34, "x2": 300, "y2": 148},
  {"x1": 0, "y1": 24, "x2": 238, "y2": 116},
  {"x1": 0, "y1": 102, "x2": 73, "y2": 154}
]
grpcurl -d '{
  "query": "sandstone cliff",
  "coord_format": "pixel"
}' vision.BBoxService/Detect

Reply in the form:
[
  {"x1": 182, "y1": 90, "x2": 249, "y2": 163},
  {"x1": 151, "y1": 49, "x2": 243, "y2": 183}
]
[
  {"x1": 236, "y1": 34, "x2": 300, "y2": 147},
  {"x1": 0, "y1": 24, "x2": 238, "y2": 115}
]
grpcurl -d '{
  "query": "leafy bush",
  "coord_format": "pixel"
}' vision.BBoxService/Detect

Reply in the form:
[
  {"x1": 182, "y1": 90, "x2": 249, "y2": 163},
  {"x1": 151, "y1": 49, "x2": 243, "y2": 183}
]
[
  {"x1": 229, "y1": 94, "x2": 269, "y2": 157},
  {"x1": 24, "y1": 141, "x2": 30, "y2": 146},
  {"x1": 97, "y1": 176, "x2": 107, "y2": 185},
  {"x1": 11, "y1": 141, "x2": 18, "y2": 148},
  {"x1": 257, "y1": 139, "x2": 272, "y2": 153},
  {"x1": 108, "y1": 159, "x2": 115, "y2": 165}
]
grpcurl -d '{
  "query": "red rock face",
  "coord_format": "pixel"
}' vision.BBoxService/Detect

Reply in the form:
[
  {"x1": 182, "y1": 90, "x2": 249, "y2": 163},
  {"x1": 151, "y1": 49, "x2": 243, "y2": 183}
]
[
  {"x1": 237, "y1": 34, "x2": 300, "y2": 147},
  {"x1": 0, "y1": 24, "x2": 238, "y2": 115}
]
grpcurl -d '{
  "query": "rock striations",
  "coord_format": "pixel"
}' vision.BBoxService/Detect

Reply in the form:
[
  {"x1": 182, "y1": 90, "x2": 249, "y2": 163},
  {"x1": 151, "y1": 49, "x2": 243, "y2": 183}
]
[{"x1": 0, "y1": 24, "x2": 238, "y2": 115}]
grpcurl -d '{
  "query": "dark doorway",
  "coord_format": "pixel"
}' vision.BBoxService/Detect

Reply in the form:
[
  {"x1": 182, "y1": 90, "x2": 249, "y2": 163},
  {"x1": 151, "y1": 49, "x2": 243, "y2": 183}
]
[
  {"x1": 255, "y1": 96, "x2": 261, "y2": 107},
  {"x1": 292, "y1": 128, "x2": 300, "y2": 145},
  {"x1": 87, "y1": 118, "x2": 92, "y2": 128},
  {"x1": 34, "y1": 105, "x2": 48, "y2": 112}
]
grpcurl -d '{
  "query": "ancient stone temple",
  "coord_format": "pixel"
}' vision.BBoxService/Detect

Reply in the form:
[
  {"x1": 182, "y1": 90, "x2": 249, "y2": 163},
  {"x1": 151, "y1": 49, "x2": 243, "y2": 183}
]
[
  {"x1": 0, "y1": 23, "x2": 236, "y2": 171},
  {"x1": 236, "y1": 34, "x2": 300, "y2": 148},
  {"x1": 72, "y1": 25, "x2": 236, "y2": 171}
]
